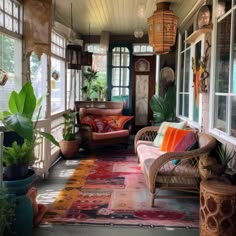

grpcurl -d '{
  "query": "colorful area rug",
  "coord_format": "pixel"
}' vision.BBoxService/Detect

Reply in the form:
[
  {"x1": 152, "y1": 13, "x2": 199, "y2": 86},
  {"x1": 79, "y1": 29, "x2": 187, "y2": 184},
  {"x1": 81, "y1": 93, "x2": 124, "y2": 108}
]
[{"x1": 41, "y1": 152, "x2": 199, "y2": 228}]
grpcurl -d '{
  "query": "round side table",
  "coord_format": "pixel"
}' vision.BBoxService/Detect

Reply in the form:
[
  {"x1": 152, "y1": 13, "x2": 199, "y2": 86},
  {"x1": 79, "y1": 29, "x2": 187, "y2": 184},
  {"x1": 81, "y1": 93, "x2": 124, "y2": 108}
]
[{"x1": 200, "y1": 180, "x2": 236, "y2": 236}]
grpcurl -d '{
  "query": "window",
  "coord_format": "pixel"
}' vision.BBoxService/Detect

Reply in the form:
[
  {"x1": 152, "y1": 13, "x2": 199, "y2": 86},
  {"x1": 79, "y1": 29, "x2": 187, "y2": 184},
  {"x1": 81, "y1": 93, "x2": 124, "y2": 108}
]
[
  {"x1": 0, "y1": 0, "x2": 22, "y2": 113},
  {"x1": 211, "y1": 0, "x2": 236, "y2": 140},
  {"x1": 85, "y1": 44, "x2": 107, "y2": 100},
  {"x1": 30, "y1": 52, "x2": 47, "y2": 119},
  {"x1": 133, "y1": 44, "x2": 154, "y2": 55},
  {"x1": 177, "y1": 28, "x2": 193, "y2": 119},
  {"x1": 109, "y1": 46, "x2": 131, "y2": 112},
  {"x1": 51, "y1": 31, "x2": 66, "y2": 114},
  {"x1": 0, "y1": 0, "x2": 22, "y2": 34}
]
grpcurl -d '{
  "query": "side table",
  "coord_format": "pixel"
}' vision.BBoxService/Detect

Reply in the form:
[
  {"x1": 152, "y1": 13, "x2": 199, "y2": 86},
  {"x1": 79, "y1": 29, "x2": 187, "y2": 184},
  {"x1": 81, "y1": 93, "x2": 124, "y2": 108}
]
[{"x1": 200, "y1": 180, "x2": 236, "y2": 236}]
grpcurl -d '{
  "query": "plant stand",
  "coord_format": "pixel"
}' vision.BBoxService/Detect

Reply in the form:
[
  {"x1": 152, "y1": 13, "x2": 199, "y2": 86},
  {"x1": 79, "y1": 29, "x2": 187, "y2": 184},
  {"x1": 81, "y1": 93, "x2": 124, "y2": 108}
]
[{"x1": 3, "y1": 170, "x2": 35, "y2": 236}]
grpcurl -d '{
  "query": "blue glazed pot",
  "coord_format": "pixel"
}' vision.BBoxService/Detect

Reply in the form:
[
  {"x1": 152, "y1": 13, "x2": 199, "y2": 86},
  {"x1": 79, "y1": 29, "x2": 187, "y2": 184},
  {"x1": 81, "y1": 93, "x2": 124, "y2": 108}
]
[
  {"x1": 3, "y1": 169, "x2": 35, "y2": 195},
  {"x1": 3, "y1": 169, "x2": 35, "y2": 236}
]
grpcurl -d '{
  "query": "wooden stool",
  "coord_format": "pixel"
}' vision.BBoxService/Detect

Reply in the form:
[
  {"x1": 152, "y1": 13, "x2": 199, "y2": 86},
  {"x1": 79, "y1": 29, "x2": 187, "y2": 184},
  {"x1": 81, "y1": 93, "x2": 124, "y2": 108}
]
[{"x1": 200, "y1": 180, "x2": 236, "y2": 236}]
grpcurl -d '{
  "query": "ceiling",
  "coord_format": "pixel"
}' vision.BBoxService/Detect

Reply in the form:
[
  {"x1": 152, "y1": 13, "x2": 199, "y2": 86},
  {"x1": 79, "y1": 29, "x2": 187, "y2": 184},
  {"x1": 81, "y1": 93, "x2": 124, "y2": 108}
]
[{"x1": 54, "y1": 0, "x2": 199, "y2": 37}]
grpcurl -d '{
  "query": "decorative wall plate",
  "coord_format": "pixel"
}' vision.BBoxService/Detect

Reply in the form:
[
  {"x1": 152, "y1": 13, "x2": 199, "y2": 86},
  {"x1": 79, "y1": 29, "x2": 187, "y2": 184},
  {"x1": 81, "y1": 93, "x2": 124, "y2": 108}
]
[
  {"x1": 159, "y1": 67, "x2": 175, "y2": 82},
  {"x1": 197, "y1": 5, "x2": 212, "y2": 29}
]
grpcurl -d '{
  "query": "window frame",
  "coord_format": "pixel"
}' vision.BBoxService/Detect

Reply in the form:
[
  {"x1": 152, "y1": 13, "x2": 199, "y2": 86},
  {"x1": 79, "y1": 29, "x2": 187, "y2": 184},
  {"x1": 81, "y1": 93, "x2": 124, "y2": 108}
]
[
  {"x1": 209, "y1": 0, "x2": 236, "y2": 144},
  {"x1": 177, "y1": 25, "x2": 204, "y2": 129}
]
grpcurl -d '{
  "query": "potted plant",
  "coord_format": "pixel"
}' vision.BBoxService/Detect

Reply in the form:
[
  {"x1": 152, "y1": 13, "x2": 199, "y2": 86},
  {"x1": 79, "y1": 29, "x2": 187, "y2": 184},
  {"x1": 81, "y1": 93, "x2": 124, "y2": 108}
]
[
  {"x1": 0, "y1": 81, "x2": 59, "y2": 180},
  {"x1": 59, "y1": 111, "x2": 79, "y2": 158},
  {"x1": 149, "y1": 85, "x2": 176, "y2": 125}
]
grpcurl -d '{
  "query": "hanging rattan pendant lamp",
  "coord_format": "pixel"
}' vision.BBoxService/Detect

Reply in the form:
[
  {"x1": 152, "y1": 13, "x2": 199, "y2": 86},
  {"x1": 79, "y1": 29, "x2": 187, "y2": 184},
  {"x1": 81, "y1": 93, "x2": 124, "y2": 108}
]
[{"x1": 148, "y1": 2, "x2": 178, "y2": 54}]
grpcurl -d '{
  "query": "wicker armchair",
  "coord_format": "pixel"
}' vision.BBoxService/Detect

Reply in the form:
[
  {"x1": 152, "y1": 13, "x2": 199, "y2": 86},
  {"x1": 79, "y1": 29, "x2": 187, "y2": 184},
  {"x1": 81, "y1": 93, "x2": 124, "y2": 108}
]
[{"x1": 134, "y1": 126, "x2": 217, "y2": 207}]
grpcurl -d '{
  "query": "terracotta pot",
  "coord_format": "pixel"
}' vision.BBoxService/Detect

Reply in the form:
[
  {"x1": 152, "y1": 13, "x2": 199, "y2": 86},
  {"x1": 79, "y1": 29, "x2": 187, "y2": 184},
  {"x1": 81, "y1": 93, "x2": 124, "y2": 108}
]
[{"x1": 59, "y1": 139, "x2": 79, "y2": 158}]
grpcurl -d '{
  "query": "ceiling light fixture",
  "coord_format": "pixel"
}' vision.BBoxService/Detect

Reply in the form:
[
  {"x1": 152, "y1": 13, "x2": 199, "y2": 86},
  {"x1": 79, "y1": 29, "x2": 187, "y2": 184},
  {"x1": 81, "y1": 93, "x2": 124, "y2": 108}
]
[
  {"x1": 81, "y1": 24, "x2": 93, "y2": 66},
  {"x1": 148, "y1": 2, "x2": 178, "y2": 54},
  {"x1": 134, "y1": 28, "x2": 144, "y2": 38},
  {"x1": 66, "y1": 3, "x2": 82, "y2": 70}
]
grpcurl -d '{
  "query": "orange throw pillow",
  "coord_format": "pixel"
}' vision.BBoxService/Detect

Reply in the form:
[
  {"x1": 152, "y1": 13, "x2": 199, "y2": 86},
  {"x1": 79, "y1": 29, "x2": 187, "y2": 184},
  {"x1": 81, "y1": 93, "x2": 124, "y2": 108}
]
[{"x1": 160, "y1": 127, "x2": 191, "y2": 152}]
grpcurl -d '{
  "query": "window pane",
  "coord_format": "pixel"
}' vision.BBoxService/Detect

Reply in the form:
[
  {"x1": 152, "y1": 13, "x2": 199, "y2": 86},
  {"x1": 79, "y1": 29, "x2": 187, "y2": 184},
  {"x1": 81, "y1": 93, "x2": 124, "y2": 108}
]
[
  {"x1": 112, "y1": 68, "x2": 120, "y2": 86},
  {"x1": 231, "y1": 96, "x2": 236, "y2": 137},
  {"x1": 215, "y1": 15, "x2": 231, "y2": 93},
  {"x1": 5, "y1": 14, "x2": 12, "y2": 31},
  {"x1": 0, "y1": 34, "x2": 21, "y2": 112},
  {"x1": 30, "y1": 52, "x2": 47, "y2": 119},
  {"x1": 184, "y1": 49, "x2": 190, "y2": 92},
  {"x1": 181, "y1": 32, "x2": 185, "y2": 51},
  {"x1": 179, "y1": 94, "x2": 183, "y2": 115},
  {"x1": 5, "y1": 0, "x2": 12, "y2": 14},
  {"x1": 121, "y1": 68, "x2": 129, "y2": 86},
  {"x1": 231, "y1": 10, "x2": 236, "y2": 93},
  {"x1": 179, "y1": 53, "x2": 184, "y2": 92},
  {"x1": 214, "y1": 95, "x2": 227, "y2": 132},
  {"x1": 51, "y1": 57, "x2": 65, "y2": 114},
  {"x1": 184, "y1": 94, "x2": 189, "y2": 117},
  {"x1": 111, "y1": 87, "x2": 129, "y2": 108},
  {"x1": 112, "y1": 49, "x2": 120, "y2": 66},
  {"x1": 121, "y1": 48, "x2": 130, "y2": 66}
]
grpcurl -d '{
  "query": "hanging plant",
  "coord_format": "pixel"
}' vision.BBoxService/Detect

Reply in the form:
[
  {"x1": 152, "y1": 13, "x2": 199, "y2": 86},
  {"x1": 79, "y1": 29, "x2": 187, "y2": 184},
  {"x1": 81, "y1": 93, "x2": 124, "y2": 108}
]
[{"x1": 51, "y1": 70, "x2": 60, "y2": 80}]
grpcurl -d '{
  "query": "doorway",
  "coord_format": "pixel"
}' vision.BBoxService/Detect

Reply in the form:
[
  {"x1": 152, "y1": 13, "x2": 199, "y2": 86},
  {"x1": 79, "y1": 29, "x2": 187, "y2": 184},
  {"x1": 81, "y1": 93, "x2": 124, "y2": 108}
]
[{"x1": 132, "y1": 55, "x2": 156, "y2": 132}]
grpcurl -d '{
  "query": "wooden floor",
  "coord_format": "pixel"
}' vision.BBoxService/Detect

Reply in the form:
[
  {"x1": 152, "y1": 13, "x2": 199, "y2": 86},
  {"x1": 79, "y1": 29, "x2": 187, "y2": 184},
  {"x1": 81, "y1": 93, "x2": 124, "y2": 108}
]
[{"x1": 33, "y1": 140, "x2": 199, "y2": 236}]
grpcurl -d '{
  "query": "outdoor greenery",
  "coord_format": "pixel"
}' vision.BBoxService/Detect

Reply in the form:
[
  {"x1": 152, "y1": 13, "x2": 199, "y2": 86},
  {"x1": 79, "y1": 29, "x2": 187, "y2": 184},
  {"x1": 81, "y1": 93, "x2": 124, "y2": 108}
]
[
  {"x1": 82, "y1": 67, "x2": 107, "y2": 100},
  {"x1": 150, "y1": 85, "x2": 176, "y2": 124},
  {"x1": 62, "y1": 111, "x2": 78, "y2": 141}
]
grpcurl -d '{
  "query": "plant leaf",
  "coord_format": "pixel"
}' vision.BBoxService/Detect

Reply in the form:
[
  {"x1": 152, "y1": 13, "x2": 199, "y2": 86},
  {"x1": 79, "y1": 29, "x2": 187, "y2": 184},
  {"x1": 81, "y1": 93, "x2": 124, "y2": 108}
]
[
  {"x1": 3, "y1": 114, "x2": 33, "y2": 140},
  {"x1": 36, "y1": 130, "x2": 59, "y2": 147}
]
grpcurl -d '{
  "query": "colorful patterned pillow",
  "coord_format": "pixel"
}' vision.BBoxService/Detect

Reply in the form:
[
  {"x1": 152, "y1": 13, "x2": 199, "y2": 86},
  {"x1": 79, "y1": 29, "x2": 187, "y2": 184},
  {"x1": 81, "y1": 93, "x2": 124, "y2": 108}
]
[
  {"x1": 160, "y1": 127, "x2": 191, "y2": 152},
  {"x1": 172, "y1": 131, "x2": 198, "y2": 165},
  {"x1": 94, "y1": 118, "x2": 115, "y2": 133},
  {"x1": 80, "y1": 115, "x2": 97, "y2": 131},
  {"x1": 153, "y1": 121, "x2": 187, "y2": 147},
  {"x1": 103, "y1": 115, "x2": 133, "y2": 130}
]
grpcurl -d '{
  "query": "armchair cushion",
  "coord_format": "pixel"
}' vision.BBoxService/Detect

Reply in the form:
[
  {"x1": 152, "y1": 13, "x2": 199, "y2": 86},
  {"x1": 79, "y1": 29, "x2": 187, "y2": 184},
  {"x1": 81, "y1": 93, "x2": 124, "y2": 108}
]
[
  {"x1": 103, "y1": 115, "x2": 134, "y2": 130},
  {"x1": 153, "y1": 121, "x2": 186, "y2": 147}
]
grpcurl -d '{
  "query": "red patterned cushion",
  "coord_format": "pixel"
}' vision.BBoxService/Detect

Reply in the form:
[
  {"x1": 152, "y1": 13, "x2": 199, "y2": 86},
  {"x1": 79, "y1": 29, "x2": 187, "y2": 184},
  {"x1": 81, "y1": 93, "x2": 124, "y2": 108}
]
[
  {"x1": 103, "y1": 115, "x2": 133, "y2": 130},
  {"x1": 80, "y1": 115, "x2": 97, "y2": 131},
  {"x1": 94, "y1": 118, "x2": 115, "y2": 133},
  {"x1": 160, "y1": 127, "x2": 191, "y2": 152}
]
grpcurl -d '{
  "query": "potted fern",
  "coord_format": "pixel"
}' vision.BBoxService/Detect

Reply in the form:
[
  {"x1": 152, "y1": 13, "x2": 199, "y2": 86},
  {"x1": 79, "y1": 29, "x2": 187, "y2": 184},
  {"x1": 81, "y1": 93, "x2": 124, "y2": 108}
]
[{"x1": 59, "y1": 111, "x2": 79, "y2": 158}]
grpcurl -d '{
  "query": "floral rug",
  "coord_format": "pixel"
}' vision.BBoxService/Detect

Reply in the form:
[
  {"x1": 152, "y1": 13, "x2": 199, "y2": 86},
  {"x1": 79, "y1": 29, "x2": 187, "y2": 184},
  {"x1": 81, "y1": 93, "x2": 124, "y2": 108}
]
[{"x1": 41, "y1": 152, "x2": 199, "y2": 228}]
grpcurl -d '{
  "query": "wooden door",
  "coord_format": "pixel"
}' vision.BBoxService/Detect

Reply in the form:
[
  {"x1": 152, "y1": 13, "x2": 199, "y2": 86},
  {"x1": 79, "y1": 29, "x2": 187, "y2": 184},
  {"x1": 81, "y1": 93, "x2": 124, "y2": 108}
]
[{"x1": 132, "y1": 55, "x2": 156, "y2": 132}]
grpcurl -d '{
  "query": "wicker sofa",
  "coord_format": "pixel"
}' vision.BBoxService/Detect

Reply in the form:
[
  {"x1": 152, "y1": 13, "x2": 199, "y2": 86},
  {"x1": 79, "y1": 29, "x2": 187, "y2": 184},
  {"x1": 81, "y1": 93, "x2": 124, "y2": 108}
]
[
  {"x1": 75, "y1": 101, "x2": 133, "y2": 150},
  {"x1": 134, "y1": 126, "x2": 217, "y2": 207}
]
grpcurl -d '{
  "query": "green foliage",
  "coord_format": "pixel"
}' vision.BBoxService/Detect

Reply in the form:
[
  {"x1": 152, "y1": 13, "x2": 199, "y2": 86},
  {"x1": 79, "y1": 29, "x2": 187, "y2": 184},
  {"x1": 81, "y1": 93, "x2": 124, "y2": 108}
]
[
  {"x1": 3, "y1": 140, "x2": 35, "y2": 167},
  {"x1": 0, "y1": 188, "x2": 15, "y2": 236},
  {"x1": 82, "y1": 68, "x2": 107, "y2": 100},
  {"x1": 0, "y1": 81, "x2": 59, "y2": 168},
  {"x1": 216, "y1": 144, "x2": 236, "y2": 168},
  {"x1": 150, "y1": 86, "x2": 176, "y2": 123},
  {"x1": 62, "y1": 111, "x2": 78, "y2": 141}
]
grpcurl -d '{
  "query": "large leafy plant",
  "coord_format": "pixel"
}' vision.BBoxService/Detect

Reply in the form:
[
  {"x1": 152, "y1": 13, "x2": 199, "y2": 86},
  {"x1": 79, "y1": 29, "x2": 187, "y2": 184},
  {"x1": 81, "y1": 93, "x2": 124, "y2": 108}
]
[
  {"x1": 0, "y1": 81, "x2": 59, "y2": 166},
  {"x1": 150, "y1": 86, "x2": 176, "y2": 124}
]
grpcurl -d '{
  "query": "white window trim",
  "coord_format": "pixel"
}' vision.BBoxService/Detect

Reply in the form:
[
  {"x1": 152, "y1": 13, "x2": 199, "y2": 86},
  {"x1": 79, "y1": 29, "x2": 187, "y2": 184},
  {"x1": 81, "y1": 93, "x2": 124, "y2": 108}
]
[{"x1": 209, "y1": 0, "x2": 236, "y2": 145}]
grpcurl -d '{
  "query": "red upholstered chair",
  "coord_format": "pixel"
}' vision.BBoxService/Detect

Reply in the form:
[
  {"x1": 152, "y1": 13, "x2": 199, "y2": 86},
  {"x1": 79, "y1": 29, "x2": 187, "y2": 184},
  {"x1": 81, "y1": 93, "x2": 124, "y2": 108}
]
[{"x1": 74, "y1": 101, "x2": 133, "y2": 150}]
